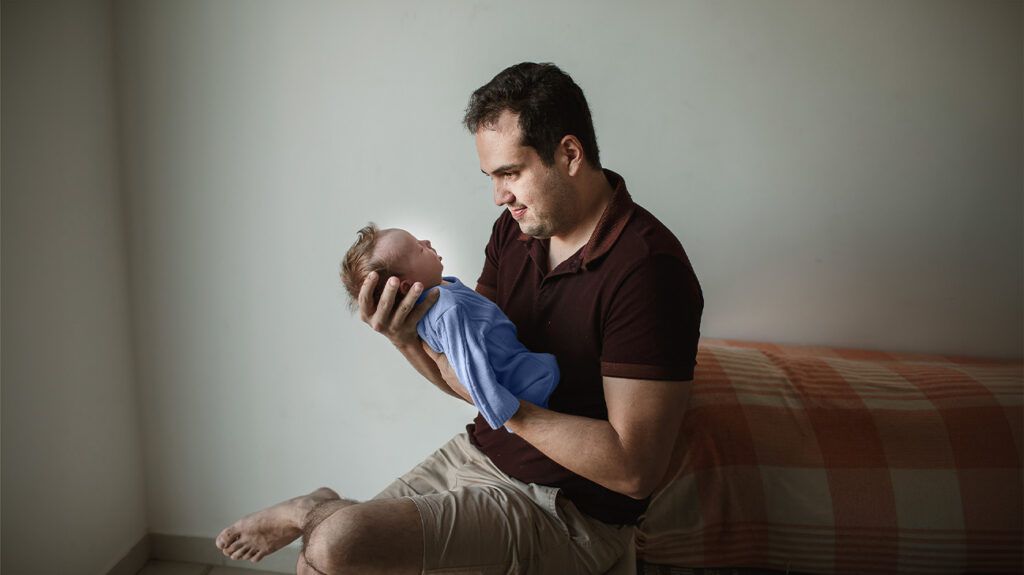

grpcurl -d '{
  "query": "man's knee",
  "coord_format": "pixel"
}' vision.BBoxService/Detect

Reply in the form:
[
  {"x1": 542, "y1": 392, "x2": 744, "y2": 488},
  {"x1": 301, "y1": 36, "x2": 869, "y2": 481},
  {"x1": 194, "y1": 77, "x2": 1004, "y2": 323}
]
[
  {"x1": 296, "y1": 550, "x2": 326, "y2": 575},
  {"x1": 302, "y1": 503, "x2": 388, "y2": 573},
  {"x1": 302, "y1": 499, "x2": 346, "y2": 552}
]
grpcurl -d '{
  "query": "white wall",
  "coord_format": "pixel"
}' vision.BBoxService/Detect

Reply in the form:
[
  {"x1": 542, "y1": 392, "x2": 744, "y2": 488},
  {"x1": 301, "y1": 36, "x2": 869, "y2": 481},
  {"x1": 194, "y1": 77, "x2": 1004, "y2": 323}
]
[
  {"x1": 9, "y1": 0, "x2": 1017, "y2": 549},
  {"x1": 1, "y1": 1, "x2": 148, "y2": 573}
]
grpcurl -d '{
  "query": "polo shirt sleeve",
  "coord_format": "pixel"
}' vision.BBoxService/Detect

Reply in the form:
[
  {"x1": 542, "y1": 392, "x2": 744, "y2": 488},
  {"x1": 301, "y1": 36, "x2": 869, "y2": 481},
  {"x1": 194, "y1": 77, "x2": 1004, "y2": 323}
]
[{"x1": 600, "y1": 253, "x2": 703, "y2": 381}]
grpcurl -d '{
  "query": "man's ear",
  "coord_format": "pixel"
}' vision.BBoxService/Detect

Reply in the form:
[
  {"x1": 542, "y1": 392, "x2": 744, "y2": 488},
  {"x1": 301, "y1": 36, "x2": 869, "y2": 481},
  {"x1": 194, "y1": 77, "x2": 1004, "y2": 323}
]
[{"x1": 558, "y1": 135, "x2": 585, "y2": 177}]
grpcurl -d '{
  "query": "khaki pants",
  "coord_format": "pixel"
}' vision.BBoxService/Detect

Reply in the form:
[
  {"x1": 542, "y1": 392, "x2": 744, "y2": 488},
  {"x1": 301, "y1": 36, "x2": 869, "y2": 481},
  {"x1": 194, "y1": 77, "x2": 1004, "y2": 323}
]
[{"x1": 372, "y1": 432, "x2": 633, "y2": 574}]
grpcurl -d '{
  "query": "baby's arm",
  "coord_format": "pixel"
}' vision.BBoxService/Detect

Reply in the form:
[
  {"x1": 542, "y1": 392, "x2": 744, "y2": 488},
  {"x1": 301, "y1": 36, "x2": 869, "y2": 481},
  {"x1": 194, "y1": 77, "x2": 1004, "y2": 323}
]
[{"x1": 435, "y1": 308, "x2": 520, "y2": 429}]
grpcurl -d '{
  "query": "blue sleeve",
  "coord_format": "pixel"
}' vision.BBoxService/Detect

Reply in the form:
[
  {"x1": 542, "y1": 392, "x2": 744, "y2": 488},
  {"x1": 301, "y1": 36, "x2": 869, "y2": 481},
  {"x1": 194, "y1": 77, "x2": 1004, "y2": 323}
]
[
  {"x1": 417, "y1": 313, "x2": 441, "y2": 354},
  {"x1": 437, "y1": 307, "x2": 521, "y2": 430},
  {"x1": 416, "y1": 287, "x2": 447, "y2": 353}
]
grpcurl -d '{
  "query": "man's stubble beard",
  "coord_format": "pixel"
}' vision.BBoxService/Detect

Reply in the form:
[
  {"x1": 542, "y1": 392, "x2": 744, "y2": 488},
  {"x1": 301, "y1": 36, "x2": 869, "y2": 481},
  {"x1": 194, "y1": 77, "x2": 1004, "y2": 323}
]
[{"x1": 518, "y1": 167, "x2": 576, "y2": 240}]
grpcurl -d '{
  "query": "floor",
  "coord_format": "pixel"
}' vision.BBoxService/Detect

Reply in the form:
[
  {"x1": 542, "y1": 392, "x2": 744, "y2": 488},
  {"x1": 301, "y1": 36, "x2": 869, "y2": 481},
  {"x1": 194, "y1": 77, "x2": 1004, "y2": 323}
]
[
  {"x1": 134, "y1": 558, "x2": 802, "y2": 575},
  {"x1": 135, "y1": 560, "x2": 287, "y2": 575}
]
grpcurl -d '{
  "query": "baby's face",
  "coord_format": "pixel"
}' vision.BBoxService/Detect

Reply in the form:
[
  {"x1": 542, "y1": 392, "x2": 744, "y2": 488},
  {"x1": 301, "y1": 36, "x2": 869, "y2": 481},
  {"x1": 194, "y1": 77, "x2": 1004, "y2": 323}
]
[{"x1": 377, "y1": 228, "x2": 444, "y2": 291}]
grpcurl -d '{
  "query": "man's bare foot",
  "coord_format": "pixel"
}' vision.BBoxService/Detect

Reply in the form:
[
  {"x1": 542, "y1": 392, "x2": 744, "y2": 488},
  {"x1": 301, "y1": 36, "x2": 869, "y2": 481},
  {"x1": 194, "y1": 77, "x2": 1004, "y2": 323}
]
[{"x1": 215, "y1": 486, "x2": 340, "y2": 563}]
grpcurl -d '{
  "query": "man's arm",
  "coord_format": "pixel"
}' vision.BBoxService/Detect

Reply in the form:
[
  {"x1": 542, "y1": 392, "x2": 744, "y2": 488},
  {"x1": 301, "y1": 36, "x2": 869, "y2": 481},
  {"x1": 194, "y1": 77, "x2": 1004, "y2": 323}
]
[
  {"x1": 504, "y1": 376, "x2": 690, "y2": 499},
  {"x1": 393, "y1": 335, "x2": 464, "y2": 400},
  {"x1": 427, "y1": 353, "x2": 692, "y2": 499}
]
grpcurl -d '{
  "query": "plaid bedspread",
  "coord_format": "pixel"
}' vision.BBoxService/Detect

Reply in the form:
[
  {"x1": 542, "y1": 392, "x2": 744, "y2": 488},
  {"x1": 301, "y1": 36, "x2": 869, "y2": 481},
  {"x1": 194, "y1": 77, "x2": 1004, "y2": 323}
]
[{"x1": 637, "y1": 339, "x2": 1023, "y2": 574}]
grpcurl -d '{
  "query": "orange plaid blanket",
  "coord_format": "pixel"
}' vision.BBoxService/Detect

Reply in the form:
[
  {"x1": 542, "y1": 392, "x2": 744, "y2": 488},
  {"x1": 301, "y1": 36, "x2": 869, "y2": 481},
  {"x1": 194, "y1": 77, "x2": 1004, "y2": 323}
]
[{"x1": 638, "y1": 339, "x2": 1023, "y2": 574}]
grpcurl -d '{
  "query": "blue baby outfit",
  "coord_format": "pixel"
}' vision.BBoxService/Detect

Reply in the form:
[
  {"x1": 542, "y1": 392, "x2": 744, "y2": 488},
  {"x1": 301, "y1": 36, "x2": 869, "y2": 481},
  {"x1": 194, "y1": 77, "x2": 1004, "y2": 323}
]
[{"x1": 416, "y1": 276, "x2": 559, "y2": 430}]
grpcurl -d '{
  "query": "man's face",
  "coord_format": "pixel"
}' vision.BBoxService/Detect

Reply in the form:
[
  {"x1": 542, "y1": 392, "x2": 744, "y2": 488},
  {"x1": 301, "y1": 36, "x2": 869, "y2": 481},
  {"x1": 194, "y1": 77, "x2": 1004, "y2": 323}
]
[
  {"x1": 377, "y1": 229, "x2": 444, "y2": 290},
  {"x1": 475, "y1": 110, "x2": 575, "y2": 239}
]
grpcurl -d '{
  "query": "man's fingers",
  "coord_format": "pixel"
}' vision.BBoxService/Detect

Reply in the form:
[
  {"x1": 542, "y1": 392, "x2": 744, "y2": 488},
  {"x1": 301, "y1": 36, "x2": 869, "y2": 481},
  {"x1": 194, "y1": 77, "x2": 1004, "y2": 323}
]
[
  {"x1": 408, "y1": 288, "x2": 440, "y2": 325},
  {"x1": 390, "y1": 282, "x2": 424, "y2": 331},
  {"x1": 357, "y1": 272, "x2": 379, "y2": 322},
  {"x1": 370, "y1": 276, "x2": 401, "y2": 331}
]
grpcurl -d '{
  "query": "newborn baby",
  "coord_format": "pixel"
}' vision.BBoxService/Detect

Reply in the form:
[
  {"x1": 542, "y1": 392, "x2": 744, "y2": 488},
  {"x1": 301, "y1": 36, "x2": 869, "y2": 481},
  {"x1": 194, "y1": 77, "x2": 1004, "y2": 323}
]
[{"x1": 340, "y1": 223, "x2": 559, "y2": 430}]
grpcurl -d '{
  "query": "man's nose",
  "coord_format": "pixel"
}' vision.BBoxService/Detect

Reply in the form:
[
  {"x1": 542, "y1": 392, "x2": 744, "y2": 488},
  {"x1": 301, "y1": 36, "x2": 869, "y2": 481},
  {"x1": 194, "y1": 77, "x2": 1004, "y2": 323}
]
[{"x1": 493, "y1": 181, "x2": 513, "y2": 206}]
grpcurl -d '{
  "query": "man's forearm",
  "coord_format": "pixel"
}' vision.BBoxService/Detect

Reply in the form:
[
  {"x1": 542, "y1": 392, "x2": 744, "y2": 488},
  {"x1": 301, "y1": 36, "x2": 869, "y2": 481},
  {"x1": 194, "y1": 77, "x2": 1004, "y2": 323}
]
[
  {"x1": 504, "y1": 401, "x2": 645, "y2": 498},
  {"x1": 395, "y1": 341, "x2": 468, "y2": 402}
]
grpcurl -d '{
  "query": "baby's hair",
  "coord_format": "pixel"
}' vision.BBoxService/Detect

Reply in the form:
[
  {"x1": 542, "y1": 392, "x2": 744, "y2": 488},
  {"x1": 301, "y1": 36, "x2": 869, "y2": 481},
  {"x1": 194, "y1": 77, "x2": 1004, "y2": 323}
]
[{"x1": 339, "y1": 223, "x2": 401, "y2": 312}]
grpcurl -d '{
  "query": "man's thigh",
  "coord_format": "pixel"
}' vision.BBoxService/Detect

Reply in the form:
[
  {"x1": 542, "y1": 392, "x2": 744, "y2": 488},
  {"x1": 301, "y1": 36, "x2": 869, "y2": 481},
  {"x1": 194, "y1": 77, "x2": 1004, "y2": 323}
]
[
  {"x1": 413, "y1": 483, "x2": 579, "y2": 574},
  {"x1": 371, "y1": 433, "x2": 475, "y2": 501},
  {"x1": 370, "y1": 433, "x2": 631, "y2": 574}
]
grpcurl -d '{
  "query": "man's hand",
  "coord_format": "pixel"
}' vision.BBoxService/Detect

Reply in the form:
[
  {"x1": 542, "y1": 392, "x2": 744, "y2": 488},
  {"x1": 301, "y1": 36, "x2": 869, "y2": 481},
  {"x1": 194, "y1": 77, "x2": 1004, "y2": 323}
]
[
  {"x1": 357, "y1": 272, "x2": 458, "y2": 398},
  {"x1": 358, "y1": 271, "x2": 439, "y2": 348},
  {"x1": 420, "y1": 342, "x2": 473, "y2": 404}
]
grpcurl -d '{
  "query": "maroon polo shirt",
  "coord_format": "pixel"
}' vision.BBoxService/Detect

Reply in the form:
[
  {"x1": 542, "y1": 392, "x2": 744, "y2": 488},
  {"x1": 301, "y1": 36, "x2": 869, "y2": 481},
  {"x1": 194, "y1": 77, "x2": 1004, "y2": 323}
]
[{"x1": 469, "y1": 169, "x2": 704, "y2": 525}]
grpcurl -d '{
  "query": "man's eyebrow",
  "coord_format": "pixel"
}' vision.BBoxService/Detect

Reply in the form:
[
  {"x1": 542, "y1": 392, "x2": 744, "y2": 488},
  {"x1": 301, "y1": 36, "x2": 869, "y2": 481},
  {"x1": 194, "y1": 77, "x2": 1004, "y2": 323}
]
[{"x1": 481, "y1": 163, "x2": 522, "y2": 176}]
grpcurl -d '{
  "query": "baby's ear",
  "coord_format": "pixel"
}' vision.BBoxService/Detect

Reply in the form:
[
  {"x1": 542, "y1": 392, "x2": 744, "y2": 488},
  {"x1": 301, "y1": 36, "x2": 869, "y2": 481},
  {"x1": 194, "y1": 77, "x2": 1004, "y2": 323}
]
[{"x1": 399, "y1": 279, "x2": 413, "y2": 294}]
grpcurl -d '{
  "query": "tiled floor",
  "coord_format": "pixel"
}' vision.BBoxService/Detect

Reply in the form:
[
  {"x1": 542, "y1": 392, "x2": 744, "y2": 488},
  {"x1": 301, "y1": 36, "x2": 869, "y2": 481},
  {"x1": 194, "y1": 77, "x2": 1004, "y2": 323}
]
[{"x1": 135, "y1": 560, "x2": 281, "y2": 575}]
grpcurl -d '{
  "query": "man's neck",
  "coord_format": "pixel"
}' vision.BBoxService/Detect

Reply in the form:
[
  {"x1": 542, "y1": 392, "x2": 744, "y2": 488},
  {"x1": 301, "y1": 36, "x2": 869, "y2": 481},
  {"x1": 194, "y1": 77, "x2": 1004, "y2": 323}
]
[{"x1": 550, "y1": 168, "x2": 615, "y2": 256}]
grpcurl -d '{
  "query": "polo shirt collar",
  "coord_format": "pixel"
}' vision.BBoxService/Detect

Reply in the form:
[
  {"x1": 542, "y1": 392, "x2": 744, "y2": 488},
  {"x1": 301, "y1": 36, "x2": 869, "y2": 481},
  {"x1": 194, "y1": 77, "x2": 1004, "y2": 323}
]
[{"x1": 518, "y1": 169, "x2": 636, "y2": 272}]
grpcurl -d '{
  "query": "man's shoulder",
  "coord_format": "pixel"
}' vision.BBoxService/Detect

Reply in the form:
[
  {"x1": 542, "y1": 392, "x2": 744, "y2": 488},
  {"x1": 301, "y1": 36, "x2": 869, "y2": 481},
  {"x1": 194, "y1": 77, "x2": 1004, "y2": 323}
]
[
  {"x1": 607, "y1": 201, "x2": 689, "y2": 267},
  {"x1": 625, "y1": 203, "x2": 685, "y2": 251}
]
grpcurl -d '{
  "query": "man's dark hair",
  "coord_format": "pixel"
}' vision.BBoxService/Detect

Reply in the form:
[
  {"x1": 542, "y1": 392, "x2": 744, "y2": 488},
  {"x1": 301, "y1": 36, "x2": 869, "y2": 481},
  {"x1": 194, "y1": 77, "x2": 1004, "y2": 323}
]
[{"x1": 463, "y1": 62, "x2": 601, "y2": 168}]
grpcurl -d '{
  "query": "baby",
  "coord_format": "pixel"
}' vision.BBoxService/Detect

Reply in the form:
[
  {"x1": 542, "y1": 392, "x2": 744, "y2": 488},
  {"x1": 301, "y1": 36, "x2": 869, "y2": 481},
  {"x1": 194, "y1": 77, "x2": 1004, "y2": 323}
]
[{"x1": 340, "y1": 223, "x2": 559, "y2": 430}]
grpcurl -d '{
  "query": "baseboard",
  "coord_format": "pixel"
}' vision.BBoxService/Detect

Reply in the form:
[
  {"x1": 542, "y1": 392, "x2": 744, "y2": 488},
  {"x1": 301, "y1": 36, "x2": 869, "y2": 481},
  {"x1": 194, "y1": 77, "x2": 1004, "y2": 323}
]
[
  {"x1": 104, "y1": 533, "x2": 298, "y2": 574},
  {"x1": 106, "y1": 534, "x2": 151, "y2": 575},
  {"x1": 148, "y1": 533, "x2": 298, "y2": 574}
]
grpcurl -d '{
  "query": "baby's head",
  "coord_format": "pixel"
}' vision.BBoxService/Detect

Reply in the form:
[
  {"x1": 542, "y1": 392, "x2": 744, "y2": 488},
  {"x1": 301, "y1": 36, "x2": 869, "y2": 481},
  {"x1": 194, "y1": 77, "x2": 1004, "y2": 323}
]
[{"x1": 340, "y1": 223, "x2": 444, "y2": 310}]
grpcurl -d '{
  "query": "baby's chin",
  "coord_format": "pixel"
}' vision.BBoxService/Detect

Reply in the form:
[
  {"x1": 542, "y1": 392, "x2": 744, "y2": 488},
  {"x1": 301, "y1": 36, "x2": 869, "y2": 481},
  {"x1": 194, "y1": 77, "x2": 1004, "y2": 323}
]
[{"x1": 412, "y1": 273, "x2": 444, "y2": 290}]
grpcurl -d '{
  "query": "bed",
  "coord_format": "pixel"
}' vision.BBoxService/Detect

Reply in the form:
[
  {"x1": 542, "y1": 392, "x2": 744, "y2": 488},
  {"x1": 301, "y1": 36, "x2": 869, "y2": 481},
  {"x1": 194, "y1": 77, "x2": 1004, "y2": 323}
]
[{"x1": 634, "y1": 339, "x2": 1023, "y2": 574}]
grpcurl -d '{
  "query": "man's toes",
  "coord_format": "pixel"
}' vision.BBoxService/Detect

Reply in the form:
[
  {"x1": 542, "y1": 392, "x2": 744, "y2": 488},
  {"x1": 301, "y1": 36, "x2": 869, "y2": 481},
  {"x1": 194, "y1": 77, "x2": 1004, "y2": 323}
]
[
  {"x1": 225, "y1": 538, "x2": 247, "y2": 556},
  {"x1": 251, "y1": 550, "x2": 265, "y2": 562},
  {"x1": 243, "y1": 547, "x2": 260, "y2": 562},
  {"x1": 215, "y1": 527, "x2": 238, "y2": 549},
  {"x1": 231, "y1": 544, "x2": 251, "y2": 560}
]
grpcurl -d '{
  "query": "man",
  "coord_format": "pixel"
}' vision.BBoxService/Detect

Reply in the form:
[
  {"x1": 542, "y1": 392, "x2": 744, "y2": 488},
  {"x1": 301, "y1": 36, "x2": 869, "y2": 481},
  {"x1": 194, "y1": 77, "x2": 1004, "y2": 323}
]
[{"x1": 215, "y1": 62, "x2": 703, "y2": 574}]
